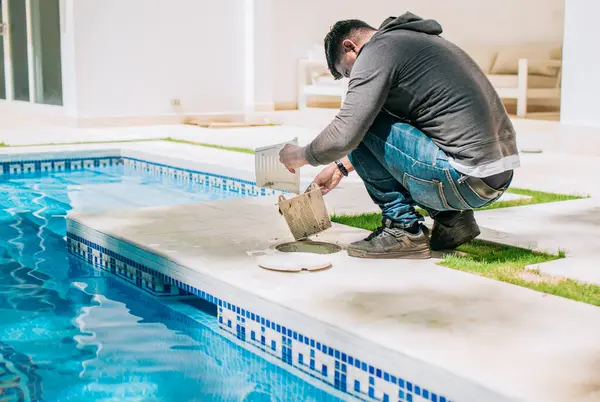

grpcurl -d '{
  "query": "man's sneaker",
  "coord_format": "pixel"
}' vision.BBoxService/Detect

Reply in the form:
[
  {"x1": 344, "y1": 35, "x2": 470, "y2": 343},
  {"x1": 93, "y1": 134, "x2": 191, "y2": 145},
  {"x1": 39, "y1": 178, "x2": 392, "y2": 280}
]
[
  {"x1": 429, "y1": 210, "x2": 480, "y2": 251},
  {"x1": 347, "y1": 219, "x2": 431, "y2": 259}
]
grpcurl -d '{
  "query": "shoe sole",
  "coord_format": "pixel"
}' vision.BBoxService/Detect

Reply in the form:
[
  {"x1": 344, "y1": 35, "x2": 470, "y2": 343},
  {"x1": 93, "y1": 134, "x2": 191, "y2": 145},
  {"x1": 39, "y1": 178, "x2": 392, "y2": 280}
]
[{"x1": 347, "y1": 247, "x2": 432, "y2": 259}]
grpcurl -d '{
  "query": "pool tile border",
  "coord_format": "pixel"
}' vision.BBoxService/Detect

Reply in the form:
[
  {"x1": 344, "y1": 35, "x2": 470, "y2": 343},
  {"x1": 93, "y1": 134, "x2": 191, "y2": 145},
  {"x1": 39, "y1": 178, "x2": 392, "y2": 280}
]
[
  {"x1": 66, "y1": 228, "x2": 452, "y2": 402},
  {"x1": 123, "y1": 157, "x2": 280, "y2": 197},
  {"x1": 0, "y1": 153, "x2": 282, "y2": 198},
  {"x1": 0, "y1": 156, "x2": 123, "y2": 176},
  {"x1": 11, "y1": 150, "x2": 460, "y2": 402}
]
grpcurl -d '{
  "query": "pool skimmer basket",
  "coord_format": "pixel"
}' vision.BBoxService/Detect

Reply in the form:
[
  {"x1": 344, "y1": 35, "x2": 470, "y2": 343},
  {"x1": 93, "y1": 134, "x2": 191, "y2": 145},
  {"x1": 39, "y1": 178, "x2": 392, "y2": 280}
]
[
  {"x1": 255, "y1": 138, "x2": 300, "y2": 194},
  {"x1": 277, "y1": 183, "x2": 332, "y2": 241}
]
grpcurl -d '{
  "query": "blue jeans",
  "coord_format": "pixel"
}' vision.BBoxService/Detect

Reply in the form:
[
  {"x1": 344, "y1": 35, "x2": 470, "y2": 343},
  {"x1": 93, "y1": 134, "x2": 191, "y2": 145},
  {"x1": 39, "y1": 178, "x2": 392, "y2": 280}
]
[{"x1": 348, "y1": 113, "x2": 512, "y2": 228}]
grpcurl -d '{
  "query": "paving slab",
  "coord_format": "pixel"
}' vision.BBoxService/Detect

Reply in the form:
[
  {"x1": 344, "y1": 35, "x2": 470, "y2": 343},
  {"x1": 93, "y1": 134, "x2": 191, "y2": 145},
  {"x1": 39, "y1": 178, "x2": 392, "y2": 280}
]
[
  {"x1": 7, "y1": 142, "x2": 596, "y2": 285},
  {"x1": 67, "y1": 196, "x2": 600, "y2": 402},
  {"x1": 4, "y1": 116, "x2": 600, "y2": 400},
  {"x1": 472, "y1": 197, "x2": 600, "y2": 285}
]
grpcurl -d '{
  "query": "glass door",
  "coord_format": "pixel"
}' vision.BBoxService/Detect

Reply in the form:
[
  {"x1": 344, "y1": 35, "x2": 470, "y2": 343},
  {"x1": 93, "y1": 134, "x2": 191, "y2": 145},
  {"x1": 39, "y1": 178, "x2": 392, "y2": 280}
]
[
  {"x1": 8, "y1": 0, "x2": 29, "y2": 101},
  {"x1": 0, "y1": 0, "x2": 7, "y2": 100},
  {"x1": 0, "y1": 0, "x2": 62, "y2": 105},
  {"x1": 31, "y1": 0, "x2": 62, "y2": 105}
]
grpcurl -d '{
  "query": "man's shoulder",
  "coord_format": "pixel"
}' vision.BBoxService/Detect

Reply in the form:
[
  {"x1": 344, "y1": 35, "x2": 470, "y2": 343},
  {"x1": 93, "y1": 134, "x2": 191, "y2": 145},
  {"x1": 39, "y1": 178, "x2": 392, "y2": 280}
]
[{"x1": 359, "y1": 32, "x2": 420, "y2": 67}]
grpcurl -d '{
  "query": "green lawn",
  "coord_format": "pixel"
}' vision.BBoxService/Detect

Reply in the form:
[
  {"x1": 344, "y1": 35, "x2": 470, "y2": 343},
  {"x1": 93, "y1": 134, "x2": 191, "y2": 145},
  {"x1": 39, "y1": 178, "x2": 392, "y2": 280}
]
[
  {"x1": 476, "y1": 187, "x2": 586, "y2": 209},
  {"x1": 2, "y1": 135, "x2": 597, "y2": 305},
  {"x1": 0, "y1": 137, "x2": 257, "y2": 154},
  {"x1": 440, "y1": 240, "x2": 600, "y2": 307},
  {"x1": 332, "y1": 202, "x2": 600, "y2": 307},
  {"x1": 163, "y1": 138, "x2": 256, "y2": 154},
  {"x1": 333, "y1": 187, "x2": 587, "y2": 232}
]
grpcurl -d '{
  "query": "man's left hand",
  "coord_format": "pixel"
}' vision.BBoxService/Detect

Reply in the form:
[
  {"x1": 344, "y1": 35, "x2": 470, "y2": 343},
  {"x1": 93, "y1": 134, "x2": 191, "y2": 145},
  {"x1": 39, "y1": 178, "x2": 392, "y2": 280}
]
[{"x1": 279, "y1": 144, "x2": 308, "y2": 174}]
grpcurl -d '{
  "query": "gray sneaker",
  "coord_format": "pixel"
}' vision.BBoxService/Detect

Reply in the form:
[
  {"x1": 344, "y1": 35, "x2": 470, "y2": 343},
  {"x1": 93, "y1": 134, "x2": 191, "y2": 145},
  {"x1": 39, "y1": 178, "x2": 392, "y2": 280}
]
[
  {"x1": 347, "y1": 219, "x2": 431, "y2": 259},
  {"x1": 429, "y1": 210, "x2": 480, "y2": 251}
]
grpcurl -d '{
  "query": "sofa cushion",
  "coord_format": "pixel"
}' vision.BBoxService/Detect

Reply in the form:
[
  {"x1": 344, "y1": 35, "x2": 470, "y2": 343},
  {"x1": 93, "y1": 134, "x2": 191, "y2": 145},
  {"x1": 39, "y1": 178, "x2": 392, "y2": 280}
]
[
  {"x1": 490, "y1": 44, "x2": 562, "y2": 77},
  {"x1": 487, "y1": 74, "x2": 559, "y2": 89},
  {"x1": 462, "y1": 47, "x2": 499, "y2": 74}
]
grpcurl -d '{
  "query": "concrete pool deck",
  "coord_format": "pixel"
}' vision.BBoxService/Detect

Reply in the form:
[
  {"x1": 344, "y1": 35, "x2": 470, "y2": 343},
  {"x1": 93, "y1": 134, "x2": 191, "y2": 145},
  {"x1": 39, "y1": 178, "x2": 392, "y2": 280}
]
[
  {"x1": 66, "y1": 195, "x2": 600, "y2": 402},
  {"x1": 3, "y1": 140, "x2": 600, "y2": 285},
  {"x1": 2, "y1": 118, "x2": 600, "y2": 400}
]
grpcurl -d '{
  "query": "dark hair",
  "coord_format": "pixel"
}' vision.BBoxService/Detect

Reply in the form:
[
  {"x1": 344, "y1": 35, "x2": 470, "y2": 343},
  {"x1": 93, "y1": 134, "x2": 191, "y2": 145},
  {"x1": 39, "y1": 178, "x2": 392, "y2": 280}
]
[{"x1": 324, "y1": 19, "x2": 376, "y2": 80}]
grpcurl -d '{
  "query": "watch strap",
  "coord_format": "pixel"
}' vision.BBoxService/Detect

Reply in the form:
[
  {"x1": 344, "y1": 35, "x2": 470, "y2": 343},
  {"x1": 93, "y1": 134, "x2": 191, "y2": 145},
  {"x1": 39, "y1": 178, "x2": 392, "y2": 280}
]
[{"x1": 335, "y1": 160, "x2": 349, "y2": 177}]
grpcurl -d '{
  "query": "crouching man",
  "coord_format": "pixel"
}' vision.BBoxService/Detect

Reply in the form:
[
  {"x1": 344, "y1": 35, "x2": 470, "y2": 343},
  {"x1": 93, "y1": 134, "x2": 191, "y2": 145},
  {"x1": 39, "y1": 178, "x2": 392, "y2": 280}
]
[{"x1": 279, "y1": 12, "x2": 519, "y2": 259}]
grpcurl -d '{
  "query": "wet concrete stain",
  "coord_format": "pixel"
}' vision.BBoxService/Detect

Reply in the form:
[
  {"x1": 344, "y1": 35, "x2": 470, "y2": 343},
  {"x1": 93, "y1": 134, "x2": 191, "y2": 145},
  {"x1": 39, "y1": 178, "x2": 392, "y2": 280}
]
[
  {"x1": 329, "y1": 288, "x2": 526, "y2": 332},
  {"x1": 553, "y1": 206, "x2": 600, "y2": 226},
  {"x1": 572, "y1": 356, "x2": 600, "y2": 401}
]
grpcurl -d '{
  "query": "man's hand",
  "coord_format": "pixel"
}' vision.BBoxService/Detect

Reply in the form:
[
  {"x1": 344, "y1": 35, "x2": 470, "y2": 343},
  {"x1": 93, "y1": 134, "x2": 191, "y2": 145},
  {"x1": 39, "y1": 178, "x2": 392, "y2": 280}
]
[
  {"x1": 310, "y1": 157, "x2": 353, "y2": 195},
  {"x1": 279, "y1": 144, "x2": 308, "y2": 174}
]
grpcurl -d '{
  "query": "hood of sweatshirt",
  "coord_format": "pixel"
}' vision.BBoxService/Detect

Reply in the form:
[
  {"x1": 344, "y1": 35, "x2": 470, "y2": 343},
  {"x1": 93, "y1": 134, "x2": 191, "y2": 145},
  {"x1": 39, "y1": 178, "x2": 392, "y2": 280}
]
[{"x1": 377, "y1": 11, "x2": 443, "y2": 36}]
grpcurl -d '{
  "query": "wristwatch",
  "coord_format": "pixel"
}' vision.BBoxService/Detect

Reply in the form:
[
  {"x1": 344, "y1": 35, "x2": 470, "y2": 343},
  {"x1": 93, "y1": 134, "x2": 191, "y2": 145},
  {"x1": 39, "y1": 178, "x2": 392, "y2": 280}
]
[{"x1": 335, "y1": 160, "x2": 349, "y2": 177}]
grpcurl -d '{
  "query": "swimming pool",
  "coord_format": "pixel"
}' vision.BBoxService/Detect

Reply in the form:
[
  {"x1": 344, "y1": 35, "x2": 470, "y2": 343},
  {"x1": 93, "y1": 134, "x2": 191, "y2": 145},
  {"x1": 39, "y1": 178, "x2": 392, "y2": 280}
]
[{"x1": 0, "y1": 157, "x2": 344, "y2": 401}]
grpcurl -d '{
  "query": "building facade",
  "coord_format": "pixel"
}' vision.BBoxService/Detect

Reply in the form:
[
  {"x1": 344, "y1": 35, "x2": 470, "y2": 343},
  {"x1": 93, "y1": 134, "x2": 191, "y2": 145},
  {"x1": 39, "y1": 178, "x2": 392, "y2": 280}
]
[{"x1": 1, "y1": 0, "x2": 597, "y2": 128}]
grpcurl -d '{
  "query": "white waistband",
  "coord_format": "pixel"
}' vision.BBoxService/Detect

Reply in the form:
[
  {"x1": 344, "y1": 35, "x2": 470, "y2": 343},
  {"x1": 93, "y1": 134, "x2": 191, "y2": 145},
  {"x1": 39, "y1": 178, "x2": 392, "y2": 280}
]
[{"x1": 449, "y1": 154, "x2": 521, "y2": 178}]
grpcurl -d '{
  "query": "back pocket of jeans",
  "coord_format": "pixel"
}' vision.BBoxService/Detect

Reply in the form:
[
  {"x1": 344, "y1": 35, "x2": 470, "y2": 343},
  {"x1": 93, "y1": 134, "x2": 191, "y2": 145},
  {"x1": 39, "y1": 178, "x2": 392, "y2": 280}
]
[{"x1": 403, "y1": 173, "x2": 450, "y2": 211}]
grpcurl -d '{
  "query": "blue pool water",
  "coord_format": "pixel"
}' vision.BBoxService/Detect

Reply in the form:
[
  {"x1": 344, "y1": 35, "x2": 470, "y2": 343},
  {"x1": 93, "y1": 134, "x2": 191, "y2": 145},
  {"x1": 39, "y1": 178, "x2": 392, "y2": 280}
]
[{"x1": 0, "y1": 164, "x2": 342, "y2": 402}]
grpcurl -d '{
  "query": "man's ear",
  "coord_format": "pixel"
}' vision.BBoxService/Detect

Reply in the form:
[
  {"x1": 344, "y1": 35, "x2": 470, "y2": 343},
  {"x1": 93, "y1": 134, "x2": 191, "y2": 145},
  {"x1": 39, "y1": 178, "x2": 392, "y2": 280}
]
[{"x1": 342, "y1": 39, "x2": 355, "y2": 53}]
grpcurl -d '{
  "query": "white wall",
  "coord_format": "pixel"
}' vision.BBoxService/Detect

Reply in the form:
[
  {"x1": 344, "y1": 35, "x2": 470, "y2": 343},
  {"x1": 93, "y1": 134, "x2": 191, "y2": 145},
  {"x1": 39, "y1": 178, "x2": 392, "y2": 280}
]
[
  {"x1": 60, "y1": 0, "x2": 78, "y2": 118},
  {"x1": 66, "y1": 0, "x2": 246, "y2": 120},
  {"x1": 253, "y1": 0, "x2": 274, "y2": 111},
  {"x1": 271, "y1": 0, "x2": 565, "y2": 105},
  {"x1": 56, "y1": 0, "x2": 566, "y2": 121},
  {"x1": 560, "y1": 0, "x2": 600, "y2": 127}
]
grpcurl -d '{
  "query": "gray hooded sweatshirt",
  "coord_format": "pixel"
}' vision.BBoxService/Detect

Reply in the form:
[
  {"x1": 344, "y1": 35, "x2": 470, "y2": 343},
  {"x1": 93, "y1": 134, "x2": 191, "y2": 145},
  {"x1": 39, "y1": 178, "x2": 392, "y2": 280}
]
[{"x1": 303, "y1": 12, "x2": 520, "y2": 178}]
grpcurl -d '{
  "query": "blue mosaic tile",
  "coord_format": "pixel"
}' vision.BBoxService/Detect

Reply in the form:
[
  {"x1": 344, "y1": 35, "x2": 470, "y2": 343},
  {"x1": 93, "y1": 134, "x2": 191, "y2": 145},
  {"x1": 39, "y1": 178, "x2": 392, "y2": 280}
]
[
  {"x1": 0, "y1": 155, "x2": 284, "y2": 197},
  {"x1": 65, "y1": 154, "x2": 454, "y2": 402}
]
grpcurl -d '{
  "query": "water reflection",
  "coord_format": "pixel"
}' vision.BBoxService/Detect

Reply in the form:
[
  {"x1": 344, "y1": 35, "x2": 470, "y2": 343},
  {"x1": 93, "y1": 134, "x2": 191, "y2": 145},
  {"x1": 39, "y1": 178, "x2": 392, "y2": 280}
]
[{"x1": 0, "y1": 168, "x2": 342, "y2": 402}]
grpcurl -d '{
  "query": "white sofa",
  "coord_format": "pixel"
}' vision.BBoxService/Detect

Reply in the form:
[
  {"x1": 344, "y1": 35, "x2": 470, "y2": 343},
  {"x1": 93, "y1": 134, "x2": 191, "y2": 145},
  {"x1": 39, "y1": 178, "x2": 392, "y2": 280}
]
[
  {"x1": 464, "y1": 43, "x2": 562, "y2": 117},
  {"x1": 297, "y1": 43, "x2": 562, "y2": 116}
]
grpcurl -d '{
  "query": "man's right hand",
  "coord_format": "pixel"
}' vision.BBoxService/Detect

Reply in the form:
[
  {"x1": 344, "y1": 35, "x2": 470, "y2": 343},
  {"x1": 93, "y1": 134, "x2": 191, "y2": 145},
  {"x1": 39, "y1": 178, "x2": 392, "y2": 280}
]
[{"x1": 310, "y1": 157, "x2": 353, "y2": 195}]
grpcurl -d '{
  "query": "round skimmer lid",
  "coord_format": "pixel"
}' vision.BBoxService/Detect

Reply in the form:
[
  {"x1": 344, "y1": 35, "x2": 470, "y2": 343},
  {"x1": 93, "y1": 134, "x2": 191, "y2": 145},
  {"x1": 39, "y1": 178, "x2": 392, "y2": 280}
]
[{"x1": 256, "y1": 241, "x2": 341, "y2": 272}]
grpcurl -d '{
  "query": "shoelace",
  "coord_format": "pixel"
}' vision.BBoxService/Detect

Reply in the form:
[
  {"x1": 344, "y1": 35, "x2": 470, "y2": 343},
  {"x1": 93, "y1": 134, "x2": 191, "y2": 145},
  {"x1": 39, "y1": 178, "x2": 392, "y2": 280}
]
[
  {"x1": 365, "y1": 225, "x2": 394, "y2": 241},
  {"x1": 365, "y1": 224, "x2": 427, "y2": 241}
]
